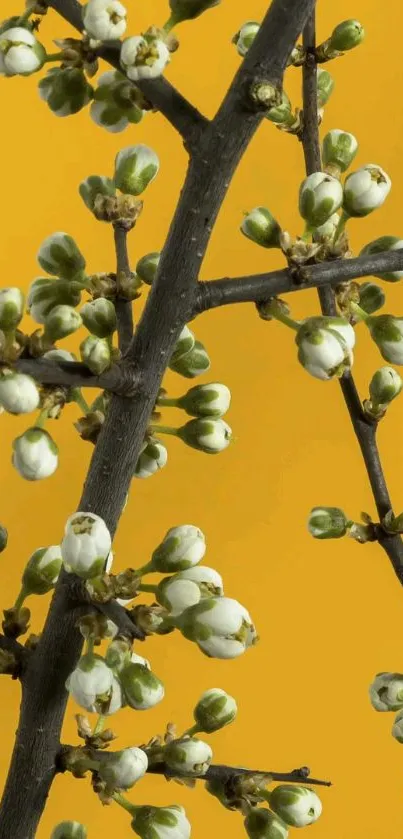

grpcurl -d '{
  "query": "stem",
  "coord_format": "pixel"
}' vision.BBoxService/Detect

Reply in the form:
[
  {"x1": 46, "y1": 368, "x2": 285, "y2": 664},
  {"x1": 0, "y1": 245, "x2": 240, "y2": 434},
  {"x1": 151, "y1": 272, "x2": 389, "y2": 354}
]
[
  {"x1": 72, "y1": 388, "x2": 90, "y2": 415},
  {"x1": 134, "y1": 561, "x2": 155, "y2": 577},
  {"x1": 182, "y1": 724, "x2": 201, "y2": 738},
  {"x1": 149, "y1": 424, "x2": 179, "y2": 437},
  {"x1": 16, "y1": 4, "x2": 36, "y2": 24},
  {"x1": 333, "y1": 210, "x2": 349, "y2": 244},
  {"x1": 349, "y1": 302, "x2": 370, "y2": 322},
  {"x1": 44, "y1": 51, "x2": 65, "y2": 62},
  {"x1": 137, "y1": 583, "x2": 158, "y2": 593},
  {"x1": 13, "y1": 589, "x2": 27, "y2": 612},
  {"x1": 92, "y1": 715, "x2": 106, "y2": 737},
  {"x1": 156, "y1": 395, "x2": 180, "y2": 408},
  {"x1": 113, "y1": 793, "x2": 138, "y2": 815},
  {"x1": 3, "y1": 331, "x2": 15, "y2": 353},
  {"x1": 162, "y1": 15, "x2": 177, "y2": 33},
  {"x1": 113, "y1": 225, "x2": 134, "y2": 355},
  {"x1": 267, "y1": 303, "x2": 301, "y2": 331},
  {"x1": 85, "y1": 637, "x2": 95, "y2": 658},
  {"x1": 301, "y1": 223, "x2": 313, "y2": 242},
  {"x1": 35, "y1": 409, "x2": 49, "y2": 429}
]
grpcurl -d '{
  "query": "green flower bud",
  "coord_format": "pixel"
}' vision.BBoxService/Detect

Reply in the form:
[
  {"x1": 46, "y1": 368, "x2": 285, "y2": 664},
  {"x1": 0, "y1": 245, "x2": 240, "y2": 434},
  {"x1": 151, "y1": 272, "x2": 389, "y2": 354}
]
[
  {"x1": 50, "y1": 822, "x2": 87, "y2": 839},
  {"x1": 80, "y1": 335, "x2": 111, "y2": 375},
  {"x1": 322, "y1": 129, "x2": 358, "y2": 175},
  {"x1": 134, "y1": 438, "x2": 168, "y2": 479},
  {"x1": 177, "y1": 383, "x2": 231, "y2": 418},
  {"x1": 105, "y1": 638, "x2": 132, "y2": 671},
  {"x1": 169, "y1": 0, "x2": 220, "y2": 23},
  {"x1": 136, "y1": 251, "x2": 160, "y2": 285},
  {"x1": 80, "y1": 298, "x2": 117, "y2": 338},
  {"x1": 90, "y1": 70, "x2": 144, "y2": 134},
  {"x1": 44, "y1": 305, "x2": 82, "y2": 341},
  {"x1": 366, "y1": 315, "x2": 403, "y2": 365},
  {"x1": 392, "y1": 709, "x2": 403, "y2": 743},
  {"x1": 241, "y1": 207, "x2": 282, "y2": 248},
  {"x1": 131, "y1": 805, "x2": 191, "y2": 839},
  {"x1": 369, "y1": 672, "x2": 403, "y2": 711},
  {"x1": 38, "y1": 67, "x2": 93, "y2": 117},
  {"x1": 178, "y1": 418, "x2": 232, "y2": 453},
  {"x1": 317, "y1": 68, "x2": 334, "y2": 107},
  {"x1": 194, "y1": 688, "x2": 237, "y2": 732},
  {"x1": 0, "y1": 525, "x2": 8, "y2": 553},
  {"x1": 343, "y1": 165, "x2": 391, "y2": 218},
  {"x1": 307, "y1": 506, "x2": 348, "y2": 539},
  {"x1": 264, "y1": 91, "x2": 293, "y2": 125},
  {"x1": 299, "y1": 172, "x2": 343, "y2": 228},
  {"x1": 27, "y1": 278, "x2": 82, "y2": 325},
  {"x1": 164, "y1": 737, "x2": 213, "y2": 776},
  {"x1": 0, "y1": 27, "x2": 46, "y2": 76},
  {"x1": 169, "y1": 340, "x2": 211, "y2": 378},
  {"x1": 0, "y1": 287, "x2": 24, "y2": 330},
  {"x1": 179, "y1": 596, "x2": 257, "y2": 659},
  {"x1": 151, "y1": 525, "x2": 206, "y2": 572},
  {"x1": 329, "y1": 19, "x2": 364, "y2": 52},
  {"x1": 22, "y1": 545, "x2": 62, "y2": 595},
  {"x1": 114, "y1": 144, "x2": 159, "y2": 196},
  {"x1": 359, "y1": 236, "x2": 403, "y2": 282},
  {"x1": 233, "y1": 21, "x2": 260, "y2": 57},
  {"x1": 37, "y1": 233, "x2": 86, "y2": 280},
  {"x1": 245, "y1": 809, "x2": 289, "y2": 839},
  {"x1": 79, "y1": 175, "x2": 116, "y2": 215},
  {"x1": 170, "y1": 326, "x2": 195, "y2": 364},
  {"x1": 269, "y1": 785, "x2": 322, "y2": 827},
  {"x1": 358, "y1": 282, "x2": 385, "y2": 315},
  {"x1": 369, "y1": 366, "x2": 403, "y2": 406},
  {"x1": 120, "y1": 662, "x2": 164, "y2": 710}
]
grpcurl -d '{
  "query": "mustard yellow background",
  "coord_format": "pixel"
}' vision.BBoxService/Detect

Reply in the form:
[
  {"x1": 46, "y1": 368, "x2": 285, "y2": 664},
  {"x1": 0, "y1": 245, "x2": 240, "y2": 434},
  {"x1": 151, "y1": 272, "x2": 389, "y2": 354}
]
[{"x1": 0, "y1": 1, "x2": 402, "y2": 836}]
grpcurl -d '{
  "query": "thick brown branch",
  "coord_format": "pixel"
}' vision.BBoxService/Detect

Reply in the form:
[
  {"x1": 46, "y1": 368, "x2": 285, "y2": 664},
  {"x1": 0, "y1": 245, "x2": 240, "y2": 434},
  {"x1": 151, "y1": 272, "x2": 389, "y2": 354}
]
[
  {"x1": 146, "y1": 762, "x2": 331, "y2": 788},
  {"x1": 0, "y1": 3, "x2": 316, "y2": 837},
  {"x1": 113, "y1": 225, "x2": 134, "y2": 354},
  {"x1": 0, "y1": 636, "x2": 29, "y2": 679},
  {"x1": 300, "y1": 10, "x2": 403, "y2": 583},
  {"x1": 195, "y1": 250, "x2": 403, "y2": 313},
  {"x1": 48, "y1": 0, "x2": 208, "y2": 146}
]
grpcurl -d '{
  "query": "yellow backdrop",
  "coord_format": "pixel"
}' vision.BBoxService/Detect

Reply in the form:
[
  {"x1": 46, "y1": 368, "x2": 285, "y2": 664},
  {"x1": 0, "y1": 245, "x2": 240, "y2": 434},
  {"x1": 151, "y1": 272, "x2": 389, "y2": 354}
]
[{"x1": 0, "y1": 1, "x2": 402, "y2": 837}]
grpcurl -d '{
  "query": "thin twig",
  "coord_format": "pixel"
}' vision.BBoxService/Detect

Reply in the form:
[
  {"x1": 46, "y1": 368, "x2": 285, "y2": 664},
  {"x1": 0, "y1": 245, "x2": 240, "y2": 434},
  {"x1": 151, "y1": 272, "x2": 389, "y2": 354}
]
[
  {"x1": 113, "y1": 225, "x2": 134, "y2": 354},
  {"x1": 146, "y1": 762, "x2": 331, "y2": 788},
  {"x1": 195, "y1": 250, "x2": 403, "y2": 314},
  {"x1": 300, "y1": 8, "x2": 403, "y2": 581},
  {"x1": 14, "y1": 358, "x2": 135, "y2": 393}
]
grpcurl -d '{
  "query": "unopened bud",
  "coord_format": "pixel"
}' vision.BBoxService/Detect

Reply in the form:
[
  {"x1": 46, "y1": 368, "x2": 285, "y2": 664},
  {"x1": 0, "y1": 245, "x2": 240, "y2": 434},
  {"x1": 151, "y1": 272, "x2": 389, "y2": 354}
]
[
  {"x1": 13, "y1": 428, "x2": 58, "y2": 481},
  {"x1": 79, "y1": 175, "x2": 116, "y2": 216},
  {"x1": 114, "y1": 144, "x2": 159, "y2": 196},
  {"x1": 317, "y1": 68, "x2": 334, "y2": 107},
  {"x1": 343, "y1": 165, "x2": 391, "y2": 218},
  {"x1": 177, "y1": 383, "x2": 231, "y2": 418},
  {"x1": 308, "y1": 506, "x2": 348, "y2": 539},
  {"x1": 178, "y1": 417, "x2": 232, "y2": 453},
  {"x1": 39, "y1": 68, "x2": 93, "y2": 117},
  {"x1": 322, "y1": 129, "x2": 358, "y2": 176},
  {"x1": 269, "y1": 785, "x2": 322, "y2": 827},
  {"x1": 136, "y1": 252, "x2": 160, "y2": 285},
  {"x1": 194, "y1": 688, "x2": 237, "y2": 732},
  {"x1": 392, "y1": 709, "x2": 403, "y2": 744},
  {"x1": 233, "y1": 21, "x2": 260, "y2": 57},
  {"x1": 120, "y1": 661, "x2": 164, "y2": 710},
  {"x1": 245, "y1": 809, "x2": 289, "y2": 839},
  {"x1": 369, "y1": 366, "x2": 402, "y2": 407},
  {"x1": 0, "y1": 287, "x2": 24, "y2": 330},
  {"x1": 151, "y1": 525, "x2": 206, "y2": 572},
  {"x1": 358, "y1": 282, "x2": 385, "y2": 315},
  {"x1": 299, "y1": 173, "x2": 343, "y2": 228},
  {"x1": 169, "y1": 340, "x2": 210, "y2": 378},
  {"x1": 44, "y1": 305, "x2": 82, "y2": 342},
  {"x1": 80, "y1": 335, "x2": 111, "y2": 374},
  {"x1": 37, "y1": 232, "x2": 86, "y2": 280},
  {"x1": 134, "y1": 438, "x2": 168, "y2": 479},
  {"x1": 359, "y1": 236, "x2": 403, "y2": 282},
  {"x1": 241, "y1": 207, "x2": 282, "y2": 248},
  {"x1": 164, "y1": 737, "x2": 212, "y2": 776},
  {"x1": 329, "y1": 19, "x2": 364, "y2": 52},
  {"x1": 80, "y1": 298, "x2": 117, "y2": 338},
  {"x1": 366, "y1": 315, "x2": 403, "y2": 365},
  {"x1": 50, "y1": 822, "x2": 87, "y2": 839},
  {"x1": 22, "y1": 545, "x2": 62, "y2": 595},
  {"x1": 369, "y1": 672, "x2": 403, "y2": 711}
]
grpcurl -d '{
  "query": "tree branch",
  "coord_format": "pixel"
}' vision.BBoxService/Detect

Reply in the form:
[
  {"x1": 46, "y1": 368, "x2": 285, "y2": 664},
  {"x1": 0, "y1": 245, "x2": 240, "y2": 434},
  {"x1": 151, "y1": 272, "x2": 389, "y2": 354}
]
[
  {"x1": 195, "y1": 250, "x2": 403, "y2": 313},
  {"x1": 146, "y1": 762, "x2": 331, "y2": 788},
  {"x1": 300, "y1": 8, "x2": 403, "y2": 583},
  {"x1": 113, "y1": 225, "x2": 134, "y2": 354},
  {"x1": 47, "y1": 0, "x2": 208, "y2": 146},
  {"x1": 0, "y1": 4, "x2": 316, "y2": 836},
  {"x1": 14, "y1": 358, "x2": 137, "y2": 394}
]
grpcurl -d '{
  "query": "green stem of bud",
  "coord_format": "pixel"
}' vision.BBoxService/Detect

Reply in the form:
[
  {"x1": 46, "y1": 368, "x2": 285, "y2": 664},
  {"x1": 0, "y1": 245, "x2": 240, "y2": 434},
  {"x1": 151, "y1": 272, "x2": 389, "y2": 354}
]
[
  {"x1": 301, "y1": 223, "x2": 313, "y2": 242},
  {"x1": 14, "y1": 588, "x2": 27, "y2": 611},
  {"x1": 44, "y1": 51, "x2": 66, "y2": 63},
  {"x1": 35, "y1": 409, "x2": 49, "y2": 430},
  {"x1": 333, "y1": 210, "x2": 349, "y2": 244},
  {"x1": 349, "y1": 302, "x2": 370, "y2": 322},
  {"x1": 93, "y1": 714, "x2": 106, "y2": 737},
  {"x1": 3, "y1": 330, "x2": 16, "y2": 353},
  {"x1": 163, "y1": 15, "x2": 178, "y2": 32},
  {"x1": 86, "y1": 637, "x2": 96, "y2": 658},
  {"x1": 182, "y1": 724, "x2": 201, "y2": 738},
  {"x1": 137, "y1": 583, "x2": 158, "y2": 593},
  {"x1": 265, "y1": 300, "x2": 301, "y2": 331},
  {"x1": 113, "y1": 793, "x2": 139, "y2": 815},
  {"x1": 17, "y1": 4, "x2": 37, "y2": 25},
  {"x1": 134, "y1": 560, "x2": 155, "y2": 577},
  {"x1": 72, "y1": 389, "x2": 90, "y2": 415},
  {"x1": 148, "y1": 424, "x2": 179, "y2": 437},
  {"x1": 156, "y1": 395, "x2": 180, "y2": 408}
]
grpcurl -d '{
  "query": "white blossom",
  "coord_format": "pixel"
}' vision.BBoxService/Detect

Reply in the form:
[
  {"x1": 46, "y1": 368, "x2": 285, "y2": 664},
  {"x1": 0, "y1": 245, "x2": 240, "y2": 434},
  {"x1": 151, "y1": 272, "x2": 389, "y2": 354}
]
[
  {"x1": 0, "y1": 27, "x2": 46, "y2": 76},
  {"x1": 120, "y1": 35, "x2": 170, "y2": 81},
  {"x1": 299, "y1": 172, "x2": 343, "y2": 228},
  {"x1": 343, "y1": 164, "x2": 391, "y2": 217},
  {"x1": 66, "y1": 655, "x2": 114, "y2": 713},
  {"x1": 82, "y1": 0, "x2": 127, "y2": 41},
  {"x1": 0, "y1": 371, "x2": 39, "y2": 414},
  {"x1": 61, "y1": 512, "x2": 112, "y2": 579}
]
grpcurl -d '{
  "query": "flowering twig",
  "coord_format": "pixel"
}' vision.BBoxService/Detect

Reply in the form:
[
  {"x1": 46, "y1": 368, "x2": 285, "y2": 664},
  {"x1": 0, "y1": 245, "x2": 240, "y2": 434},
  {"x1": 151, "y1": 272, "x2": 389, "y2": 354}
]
[
  {"x1": 146, "y1": 761, "x2": 331, "y2": 788},
  {"x1": 113, "y1": 225, "x2": 134, "y2": 353}
]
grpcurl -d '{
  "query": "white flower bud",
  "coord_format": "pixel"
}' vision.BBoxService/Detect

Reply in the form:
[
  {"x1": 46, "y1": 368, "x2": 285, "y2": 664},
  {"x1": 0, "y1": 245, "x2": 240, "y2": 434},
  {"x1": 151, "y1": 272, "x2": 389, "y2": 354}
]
[
  {"x1": 27, "y1": 278, "x2": 82, "y2": 324},
  {"x1": 22, "y1": 545, "x2": 62, "y2": 595},
  {"x1": 369, "y1": 672, "x2": 403, "y2": 711},
  {"x1": 358, "y1": 282, "x2": 385, "y2": 316},
  {"x1": 316, "y1": 68, "x2": 334, "y2": 107},
  {"x1": 13, "y1": 428, "x2": 58, "y2": 481},
  {"x1": 343, "y1": 164, "x2": 391, "y2": 217},
  {"x1": 313, "y1": 212, "x2": 340, "y2": 241},
  {"x1": 39, "y1": 68, "x2": 93, "y2": 117},
  {"x1": 66, "y1": 654, "x2": 114, "y2": 713},
  {"x1": 130, "y1": 652, "x2": 151, "y2": 668},
  {"x1": 61, "y1": 512, "x2": 112, "y2": 580},
  {"x1": 392, "y1": 709, "x2": 403, "y2": 743},
  {"x1": 151, "y1": 525, "x2": 206, "y2": 572},
  {"x1": 170, "y1": 340, "x2": 211, "y2": 378},
  {"x1": 179, "y1": 596, "x2": 257, "y2": 659},
  {"x1": 296, "y1": 316, "x2": 354, "y2": 380},
  {"x1": 233, "y1": 21, "x2": 260, "y2": 57},
  {"x1": 90, "y1": 70, "x2": 144, "y2": 133},
  {"x1": 131, "y1": 805, "x2": 191, "y2": 839},
  {"x1": 114, "y1": 144, "x2": 159, "y2": 196},
  {"x1": 194, "y1": 688, "x2": 237, "y2": 732},
  {"x1": 98, "y1": 747, "x2": 148, "y2": 791},
  {"x1": 80, "y1": 297, "x2": 117, "y2": 338},
  {"x1": 120, "y1": 36, "x2": 170, "y2": 81},
  {"x1": 0, "y1": 371, "x2": 39, "y2": 414},
  {"x1": 80, "y1": 335, "x2": 111, "y2": 375},
  {"x1": 136, "y1": 252, "x2": 160, "y2": 285},
  {"x1": 38, "y1": 232, "x2": 86, "y2": 280},
  {"x1": 170, "y1": 326, "x2": 195, "y2": 363},
  {"x1": 369, "y1": 367, "x2": 402, "y2": 410},
  {"x1": 241, "y1": 207, "x2": 282, "y2": 249},
  {"x1": 164, "y1": 737, "x2": 212, "y2": 776},
  {"x1": 299, "y1": 172, "x2": 343, "y2": 228},
  {"x1": 177, "y1": 383, "x2": 231, "y2": 418},
  {"x1": 245, "y1": 809, "x2": 289, "y2": 839},
  {"x1": 308, "y1": 507, "x2": 348, "y2": 540},
  {"x1": 359, "y1": 236, "x2": 403, "y2": 282},
  {"x1": 51, "y1": 822, "x2": 87, "y2": 839},
  {"x1": 0, "y1": 287, "x2": 24, "y2": 330},
  {"x1": 0, "y1": 27, "x2": 46, "y2": 76},
  {"x1": 366, "y1": 315, "x2": 403, "y2": 365},
  {"x1": 120, "y1": 662, "x2": 164, "y2": 710},
  {"x1": 322, "y1": 129, "x2": 358, "y2": 175},
  {"x1": 44, "y1": 305, "x2": 82, "y2": 342},
  {"x1": 43, "y1": 349, "x2": 76, "y2": 362},
  {"x1": 82, "y1": 0, "x2": 127, "y2": 41},
  {"x1": 157, "y1": 566, "x2": 223, "y2": 616},
  {"x1": 269, "y1": 785, "x2": 322, "y2": 827},
  {"x1": 178, "y1": 418, "x2": 232, "y2": 453},
  {"x1": 134, "y1": 438, "x2": 168, "y2": 479}
]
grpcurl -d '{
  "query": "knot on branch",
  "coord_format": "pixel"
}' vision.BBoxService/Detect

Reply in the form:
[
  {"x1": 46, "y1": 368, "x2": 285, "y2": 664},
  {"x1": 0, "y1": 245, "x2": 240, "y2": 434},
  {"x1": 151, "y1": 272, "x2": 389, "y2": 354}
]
[
  {"x1": 108, "y1": 363, "x2": 141, "y2": 398},
  {"x1": 247, "y1": 79, "x2": 282, "y2": 113},
  {"x1": 66, "y1": 577, "x2": 146, "y2": 641}
]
